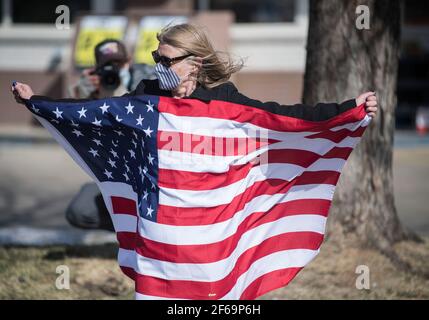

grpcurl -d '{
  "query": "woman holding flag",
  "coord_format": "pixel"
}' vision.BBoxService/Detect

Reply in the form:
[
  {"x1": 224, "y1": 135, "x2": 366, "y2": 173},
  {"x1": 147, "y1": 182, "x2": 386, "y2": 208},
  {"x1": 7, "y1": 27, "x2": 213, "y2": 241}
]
[{"x1": 10, "y1": 23, "x2": 378, "y2": 300}]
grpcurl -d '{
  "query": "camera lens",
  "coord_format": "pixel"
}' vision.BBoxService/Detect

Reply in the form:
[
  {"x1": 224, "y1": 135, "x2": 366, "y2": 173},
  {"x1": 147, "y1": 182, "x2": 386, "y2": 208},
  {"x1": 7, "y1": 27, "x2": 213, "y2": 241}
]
[{"x1": 98, "y1": 64, "x2": 121, "y2": 91}]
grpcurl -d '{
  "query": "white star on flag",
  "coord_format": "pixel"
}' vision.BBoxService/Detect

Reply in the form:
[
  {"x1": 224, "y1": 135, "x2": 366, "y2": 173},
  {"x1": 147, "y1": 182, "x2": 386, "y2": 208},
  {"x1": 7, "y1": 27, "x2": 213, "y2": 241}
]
[
  {"x1": 147, "y1": 153, "x2": 154, "y2": 165},
  {"x1": 77, "y1": 107, "x2": 87, "y2": 118},
  {"x1": 142, "y1": 190, "x2": 149, "y2": 200},
  {"x1": 103, "y1": 169, "x2": 113, "y2": 179},
  {"x1": 146, "y1": 100, "x2": 154, "y2": 112},
  {"x1": 114, "y1": 129, "x2": 124, "y2": 136},
  {"x1": 53, "y1": 107, "x2": 63, "y2": 119},
  {"x1": 146, "y1": 205, "x2": 154, "y2": 217},
  {"x1": 109, "y1": 149, "x2": 118, "y2": 158},
  {"x1": 136, "y1": 114, "x2": 144, "y2": 126},
  {"x1": 31, "y1": 104, "x2": 40, "y2": 114},
  {"x1": 92, "y1": 117, "x2": 102, "y2": 126},
  {"x1": 70, "y1": 120, "x2": 79, "y2": 127},
  {"x1": 99, "y1": 102, "x2": 110, "y2": 114},
  {"x1": 143, "y1": 126, "x2": 153, "y2": 137},
  {"x1": 125, "y1": 102, "x2": 134, "y2": 114},
  {"x1": 92, "y1": 138, "x2": 102, "y2": 146},
  {"x1": 107, "y1": 158, "x2": 117, "y2": 168},
  {"x1": 88, "y1": 148, "x2": 99, "y2": 157},
  {"x1": 72, "y1": 129, "x2": 83, "y2": 137},
  {"x1": 123, "y1": 172, "x2": 130, "y2": 181}
]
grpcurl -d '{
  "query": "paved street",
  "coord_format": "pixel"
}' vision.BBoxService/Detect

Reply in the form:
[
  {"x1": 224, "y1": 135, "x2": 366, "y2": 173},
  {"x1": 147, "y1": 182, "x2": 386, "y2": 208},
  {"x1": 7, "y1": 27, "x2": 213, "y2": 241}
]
[{"x1": 0, "y1": 126, "x2": 428, "y2": 244}]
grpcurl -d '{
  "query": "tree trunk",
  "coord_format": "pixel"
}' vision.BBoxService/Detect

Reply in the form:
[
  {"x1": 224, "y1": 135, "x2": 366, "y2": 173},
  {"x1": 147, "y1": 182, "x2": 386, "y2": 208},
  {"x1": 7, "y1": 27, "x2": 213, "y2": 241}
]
[{"x1": 303, "y1": 0, "x2": 416, "y2": 249}]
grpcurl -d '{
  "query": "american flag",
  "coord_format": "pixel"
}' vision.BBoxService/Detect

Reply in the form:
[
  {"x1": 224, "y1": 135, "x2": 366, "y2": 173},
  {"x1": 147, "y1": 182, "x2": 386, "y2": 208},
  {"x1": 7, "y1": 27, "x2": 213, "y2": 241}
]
[{"x1": 25, "y1": 94, "x2": 370, "y2": 300}]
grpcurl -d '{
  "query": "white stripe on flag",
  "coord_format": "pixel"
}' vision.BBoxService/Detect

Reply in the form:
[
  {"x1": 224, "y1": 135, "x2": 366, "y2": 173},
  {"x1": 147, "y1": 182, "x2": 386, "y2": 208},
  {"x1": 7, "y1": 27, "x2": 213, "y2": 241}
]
[{"x1": 111, "y1": 214, "x2": 138, "y2": 233}]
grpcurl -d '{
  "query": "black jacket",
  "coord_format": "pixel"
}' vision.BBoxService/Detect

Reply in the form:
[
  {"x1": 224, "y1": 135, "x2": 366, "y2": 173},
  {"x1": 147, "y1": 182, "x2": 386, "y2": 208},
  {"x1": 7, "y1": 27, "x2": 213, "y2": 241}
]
[{"x1": 32, "y1": 79, "x2": 356, "y2": 122}]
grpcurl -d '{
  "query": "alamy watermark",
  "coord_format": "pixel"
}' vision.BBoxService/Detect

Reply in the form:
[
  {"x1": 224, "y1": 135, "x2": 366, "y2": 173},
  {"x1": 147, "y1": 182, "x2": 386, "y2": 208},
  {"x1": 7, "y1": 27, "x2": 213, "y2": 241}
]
[
  {"x1": 55, "y1": 265, "x2": 70, "y2": 290},
  {"x1": 55, "y1": 5, "x2": 70, "y2": 30},
  {"x1": 355, "y1": 264, "x2": 371, "y2": 290},
  {"x1": 356, "y1": 5, "x2": 370, "y2": 30}
]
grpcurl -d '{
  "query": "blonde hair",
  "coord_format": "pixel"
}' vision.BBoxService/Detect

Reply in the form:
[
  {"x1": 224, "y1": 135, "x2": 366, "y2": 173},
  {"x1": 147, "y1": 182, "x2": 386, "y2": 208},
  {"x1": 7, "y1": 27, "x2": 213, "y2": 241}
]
[{"x1": 156, "y1": 23, "x2": 243, "y2": 88}]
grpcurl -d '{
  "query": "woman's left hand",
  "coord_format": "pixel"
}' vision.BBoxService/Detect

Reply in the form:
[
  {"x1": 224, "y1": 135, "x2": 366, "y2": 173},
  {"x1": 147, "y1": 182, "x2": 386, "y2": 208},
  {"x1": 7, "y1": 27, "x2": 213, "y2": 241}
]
[
  {"x1": 11, "y1": 82, "x2": 34, "y2": 104},
  {"x1": 356, "y1": 91, "x2": 378, "y2": 118}
]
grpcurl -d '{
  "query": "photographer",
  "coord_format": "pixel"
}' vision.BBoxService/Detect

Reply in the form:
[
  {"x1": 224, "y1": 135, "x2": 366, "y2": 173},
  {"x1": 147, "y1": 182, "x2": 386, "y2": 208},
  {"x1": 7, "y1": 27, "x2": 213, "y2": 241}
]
[
  {"x1": 66, "y1": 39, "x2": 155, "y2": 232},
  {"x1": 68, "y1": 39, "x2": 155, "y2": 99}
]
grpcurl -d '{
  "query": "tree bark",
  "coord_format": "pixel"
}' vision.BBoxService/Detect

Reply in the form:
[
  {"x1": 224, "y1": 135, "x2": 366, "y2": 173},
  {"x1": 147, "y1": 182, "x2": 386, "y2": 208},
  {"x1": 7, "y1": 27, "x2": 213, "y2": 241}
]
[{"x1": 303, "y1": 0, "x2": 416, "y2": 248}]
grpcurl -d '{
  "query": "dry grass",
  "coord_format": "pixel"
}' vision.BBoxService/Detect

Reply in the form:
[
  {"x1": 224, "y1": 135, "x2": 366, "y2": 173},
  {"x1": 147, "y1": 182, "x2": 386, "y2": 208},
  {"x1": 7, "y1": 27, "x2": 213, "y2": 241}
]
[
  {"x1": 0, "y1": 237, "x2": 428, "y2": 300},
  {"x1": 262, "y1": 236, "x2": 429, "y2": 299},
  {"x1": 0, "y1": 244, "x2": 134, "y2": 299}
]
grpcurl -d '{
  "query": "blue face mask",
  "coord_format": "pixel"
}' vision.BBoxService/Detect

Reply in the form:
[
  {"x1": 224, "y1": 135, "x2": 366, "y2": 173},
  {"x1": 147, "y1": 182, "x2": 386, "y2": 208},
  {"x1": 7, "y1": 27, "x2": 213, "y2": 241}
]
[
  {"x1": 119, "y1": 67, "x2": 131, "y2": 89},
  {"x1": 155, "y1": 63, "x2": 181, "y2": 90}
]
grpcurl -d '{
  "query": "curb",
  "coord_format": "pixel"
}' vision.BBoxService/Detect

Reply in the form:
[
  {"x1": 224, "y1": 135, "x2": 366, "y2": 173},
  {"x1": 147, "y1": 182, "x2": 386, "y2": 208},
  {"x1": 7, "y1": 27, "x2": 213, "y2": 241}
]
[{"x1": 0, "y1": 226, "x2": 116, "y2": 246}]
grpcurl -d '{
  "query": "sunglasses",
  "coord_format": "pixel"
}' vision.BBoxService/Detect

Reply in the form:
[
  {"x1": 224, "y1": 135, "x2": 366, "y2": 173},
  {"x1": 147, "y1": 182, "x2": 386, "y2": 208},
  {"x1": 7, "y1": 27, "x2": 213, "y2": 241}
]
[{"x1": 152, "y1": 50, "x2": 193, "y2": 67}]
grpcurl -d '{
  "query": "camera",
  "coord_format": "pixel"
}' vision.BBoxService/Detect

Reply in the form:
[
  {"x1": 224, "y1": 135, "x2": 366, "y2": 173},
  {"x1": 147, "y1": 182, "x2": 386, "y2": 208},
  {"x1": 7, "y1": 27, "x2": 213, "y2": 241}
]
[{"x1": 92, "y1": 63, "x2": 121, "y2": 91}]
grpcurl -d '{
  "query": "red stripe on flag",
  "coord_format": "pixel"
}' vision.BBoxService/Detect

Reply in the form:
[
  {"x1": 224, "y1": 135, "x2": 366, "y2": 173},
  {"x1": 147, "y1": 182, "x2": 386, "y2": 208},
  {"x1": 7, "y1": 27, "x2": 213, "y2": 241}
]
[
  {"x1": 134, "y1": 231, "x2": 323, "y2": 299},
  {"x1": 117, "y1": 231, "x2": 136, "y2": 251},
  {"x1": 305, "y1": 125, "x2": 367, "y2": 143},
  {"x1": 111, "y1": 196, "x2": 137, "y2": 216},
  {"x1": 239, "y1": 267, "x2": 303, "y2": 299},
  {"x1": 120, "y1": 266, "x2": 136, "y2": 281},
  {"x1": 324, "y1": 146, "x2": 353, "y2": 158},
  {"x1": 159, "y1": 97, "x2": 367, "y2": 133}
]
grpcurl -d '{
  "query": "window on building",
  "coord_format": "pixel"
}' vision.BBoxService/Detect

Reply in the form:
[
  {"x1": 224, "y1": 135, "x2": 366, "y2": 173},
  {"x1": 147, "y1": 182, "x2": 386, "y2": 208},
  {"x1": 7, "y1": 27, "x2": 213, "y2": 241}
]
[{"x1": 195, "y1": 0, "x2": 295, "y2": 23}]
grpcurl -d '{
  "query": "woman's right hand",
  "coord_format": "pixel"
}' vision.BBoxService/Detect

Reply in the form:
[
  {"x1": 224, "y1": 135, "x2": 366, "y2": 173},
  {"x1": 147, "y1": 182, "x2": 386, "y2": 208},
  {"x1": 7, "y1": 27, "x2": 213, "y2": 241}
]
[
  {"x1": 11, "y1": 82, "x2": 34, "y2": 104},
  {"x1": 171, "y1": 56, "x2": 203, "y2": 81},
  {"x1": 171, "y1": 57, "x2": 202, "y2": 98}
]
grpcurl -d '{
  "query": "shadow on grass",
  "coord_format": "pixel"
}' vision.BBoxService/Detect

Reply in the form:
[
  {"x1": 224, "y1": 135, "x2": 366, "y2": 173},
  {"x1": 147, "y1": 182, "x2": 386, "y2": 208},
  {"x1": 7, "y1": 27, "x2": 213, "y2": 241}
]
[{"x1": 42, "y1": 243, "x2": 119, "y2": 260}]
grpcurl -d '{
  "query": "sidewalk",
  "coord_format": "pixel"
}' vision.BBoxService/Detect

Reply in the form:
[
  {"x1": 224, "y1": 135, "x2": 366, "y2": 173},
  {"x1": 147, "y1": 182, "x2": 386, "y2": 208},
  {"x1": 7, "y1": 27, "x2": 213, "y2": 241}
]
[{"x1": 0, "y1": 125, "x2": 114, "y2": 245}]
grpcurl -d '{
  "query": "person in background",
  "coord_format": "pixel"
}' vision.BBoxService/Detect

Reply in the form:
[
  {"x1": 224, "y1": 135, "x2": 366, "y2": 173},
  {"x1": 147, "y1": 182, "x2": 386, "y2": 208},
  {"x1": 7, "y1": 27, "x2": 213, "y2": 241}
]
[
  {"x1": 68, "y1": 39, "x2": 156, "y2": 99},
  {"x1": 66, "y1": 39, "x2": 156, "y2": 231}
]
